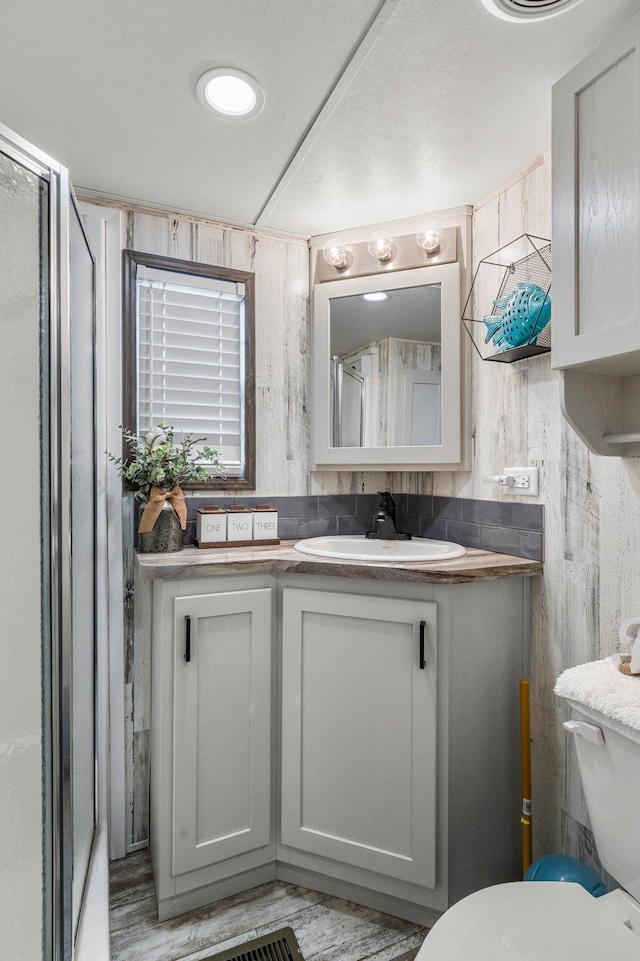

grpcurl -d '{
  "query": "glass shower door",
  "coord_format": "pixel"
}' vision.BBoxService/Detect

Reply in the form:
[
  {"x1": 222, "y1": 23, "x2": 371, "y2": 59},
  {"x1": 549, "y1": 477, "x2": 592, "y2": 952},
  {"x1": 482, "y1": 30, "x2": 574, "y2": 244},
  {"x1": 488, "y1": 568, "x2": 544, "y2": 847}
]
[
  {"x1": 0, "y1": 134, "x2": 50, "y2": 961},
  {"x1": 332, "y1": 358, "x2": 365, "y2": 447},
  {"x1": 0, "y1": 123, "x2": 98, "y2": 961}
]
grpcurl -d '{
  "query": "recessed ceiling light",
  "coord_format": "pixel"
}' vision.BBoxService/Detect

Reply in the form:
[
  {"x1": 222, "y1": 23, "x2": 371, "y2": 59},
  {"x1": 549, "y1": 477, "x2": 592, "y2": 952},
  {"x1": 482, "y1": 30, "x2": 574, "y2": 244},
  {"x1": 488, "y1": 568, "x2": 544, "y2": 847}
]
[
  {"x1": 481, "y1": 0, "x2": 586, "y2": 21},
  {"x1": 196, "y1": 67, "x2": 265, "y2": 119},
  {"x1": 362, "y1": 292, "x2": 389, "y2": 303}
]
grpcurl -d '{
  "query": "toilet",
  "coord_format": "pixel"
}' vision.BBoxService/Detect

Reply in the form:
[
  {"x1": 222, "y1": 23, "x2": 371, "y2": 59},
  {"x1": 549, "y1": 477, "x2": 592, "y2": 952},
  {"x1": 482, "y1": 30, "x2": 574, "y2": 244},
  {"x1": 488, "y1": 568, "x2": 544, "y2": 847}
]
[{"x1": 416, "y1": 698, "x2": 640, "y2": 959}]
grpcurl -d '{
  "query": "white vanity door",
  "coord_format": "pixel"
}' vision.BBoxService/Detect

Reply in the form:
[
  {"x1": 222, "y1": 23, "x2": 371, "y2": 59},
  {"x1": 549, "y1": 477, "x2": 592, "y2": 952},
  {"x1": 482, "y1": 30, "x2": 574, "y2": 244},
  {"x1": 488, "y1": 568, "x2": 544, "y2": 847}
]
[
  {"x1": 172, "y1": 589, "x2": 272, "y2": 876},
  {"x1": 281, "y1": 588, "x2": 437, "y2": 888}
]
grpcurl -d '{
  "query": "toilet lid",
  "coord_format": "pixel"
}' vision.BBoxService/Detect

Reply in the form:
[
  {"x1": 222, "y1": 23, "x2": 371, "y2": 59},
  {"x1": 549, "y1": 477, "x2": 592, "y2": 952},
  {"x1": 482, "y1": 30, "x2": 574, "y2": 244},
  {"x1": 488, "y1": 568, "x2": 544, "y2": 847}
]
[{"x1": 417, "y1": 881, "x2": 638, "y2": 960}]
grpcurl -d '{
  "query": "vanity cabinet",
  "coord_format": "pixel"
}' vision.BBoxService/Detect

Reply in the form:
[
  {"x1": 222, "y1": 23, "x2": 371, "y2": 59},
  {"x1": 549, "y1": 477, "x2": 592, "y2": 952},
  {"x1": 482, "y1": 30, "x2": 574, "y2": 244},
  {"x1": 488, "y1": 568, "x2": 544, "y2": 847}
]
[
  {"x1": 148, "y1": 569, "x2": 530, "y2": 924},
  {"x1": 281, "y1": 589, "x2": 437, "y2": 888},
  {"x1": 150, "y1": 576, "x2": 277, "y2": 920},
  {"x1": 552, "y1": 12, "x2": 640, "y2": 454},
  {"x1": 172, "y1": 589, "x2": 272, "y2": 875}
]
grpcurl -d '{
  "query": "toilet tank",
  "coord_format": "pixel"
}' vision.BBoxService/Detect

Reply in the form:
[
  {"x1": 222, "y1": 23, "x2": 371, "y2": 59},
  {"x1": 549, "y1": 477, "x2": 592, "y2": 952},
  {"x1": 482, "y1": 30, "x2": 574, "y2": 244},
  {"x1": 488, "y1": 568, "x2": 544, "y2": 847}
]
[{"x1": 564, "y1": 702, "x2": 640, "y2": 900}]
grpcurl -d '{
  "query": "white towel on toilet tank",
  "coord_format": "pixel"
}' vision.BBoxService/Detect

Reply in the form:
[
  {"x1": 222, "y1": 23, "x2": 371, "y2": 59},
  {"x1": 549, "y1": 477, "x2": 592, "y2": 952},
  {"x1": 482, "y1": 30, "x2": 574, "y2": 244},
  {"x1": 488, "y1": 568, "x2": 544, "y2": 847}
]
[{"x1": 554, "y1": 657, "x2": 640, "y2": 733}]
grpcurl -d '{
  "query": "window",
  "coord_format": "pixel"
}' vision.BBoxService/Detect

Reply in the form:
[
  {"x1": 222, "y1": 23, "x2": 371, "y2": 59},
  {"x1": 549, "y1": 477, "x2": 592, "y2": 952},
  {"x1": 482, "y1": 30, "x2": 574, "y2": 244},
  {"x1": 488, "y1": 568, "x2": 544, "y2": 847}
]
[{"x1": 123, "y1": 250, "x2": 255, "y2": 489}]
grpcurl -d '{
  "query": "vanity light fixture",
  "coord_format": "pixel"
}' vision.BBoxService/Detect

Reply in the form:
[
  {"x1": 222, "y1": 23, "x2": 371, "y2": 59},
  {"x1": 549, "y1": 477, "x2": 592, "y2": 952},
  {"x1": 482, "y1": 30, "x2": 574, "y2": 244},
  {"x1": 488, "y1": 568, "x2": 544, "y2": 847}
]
[
  {"x1": 362, "y1": 292, "x2": 389, "y2": 303},
  {"x1": 416, "y1": 223, "x2": 441, "y2": 255},
  {"x1": 196, "y1": 67, "x2": 265, "y2": 119},
  {"x1": 322, "y1": 238, "x2": 351, "y2": 270},
  {"x1": 367, "y1": 231, "x2": 395, "y2": 263}
]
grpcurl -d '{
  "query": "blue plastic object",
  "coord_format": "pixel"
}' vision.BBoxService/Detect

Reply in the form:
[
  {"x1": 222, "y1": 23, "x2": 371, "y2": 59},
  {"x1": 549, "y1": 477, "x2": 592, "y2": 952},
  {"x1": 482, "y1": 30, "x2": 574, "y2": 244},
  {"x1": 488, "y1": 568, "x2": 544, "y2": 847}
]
[{"x1": 524, "y1": 855, "x2": 607, "y2": 898}]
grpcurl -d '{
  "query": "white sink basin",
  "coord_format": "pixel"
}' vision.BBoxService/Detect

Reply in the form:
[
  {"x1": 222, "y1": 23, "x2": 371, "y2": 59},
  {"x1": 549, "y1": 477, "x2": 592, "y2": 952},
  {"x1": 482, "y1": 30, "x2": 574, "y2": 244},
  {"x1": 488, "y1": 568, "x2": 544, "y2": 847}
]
[{"x1": 294, "y1": 535, "x2": 467, "y2": 563}]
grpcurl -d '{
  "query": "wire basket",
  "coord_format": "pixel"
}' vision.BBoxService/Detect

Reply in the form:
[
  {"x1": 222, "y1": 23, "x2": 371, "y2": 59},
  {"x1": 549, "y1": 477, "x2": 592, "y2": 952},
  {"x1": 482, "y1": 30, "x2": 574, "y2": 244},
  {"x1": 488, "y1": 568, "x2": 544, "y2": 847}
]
[{"x1": 462, "y1": 234, "x2": 551, "y2": 363}]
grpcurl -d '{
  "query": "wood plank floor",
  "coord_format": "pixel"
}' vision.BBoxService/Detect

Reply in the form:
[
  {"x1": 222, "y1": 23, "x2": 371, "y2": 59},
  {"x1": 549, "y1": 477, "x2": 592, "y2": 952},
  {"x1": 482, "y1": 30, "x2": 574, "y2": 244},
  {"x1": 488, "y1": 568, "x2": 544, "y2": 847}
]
[{"x1": 110, "y1": 852, "x2": 427, "y2": 961}]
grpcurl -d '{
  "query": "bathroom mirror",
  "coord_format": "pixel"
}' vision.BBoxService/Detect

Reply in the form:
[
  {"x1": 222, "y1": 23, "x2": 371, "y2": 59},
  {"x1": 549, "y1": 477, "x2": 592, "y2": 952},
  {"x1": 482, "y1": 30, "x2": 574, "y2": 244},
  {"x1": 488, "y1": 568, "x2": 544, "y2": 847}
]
[{"x1": 312, "y1": 263, "x2": 463, "y2": 470}]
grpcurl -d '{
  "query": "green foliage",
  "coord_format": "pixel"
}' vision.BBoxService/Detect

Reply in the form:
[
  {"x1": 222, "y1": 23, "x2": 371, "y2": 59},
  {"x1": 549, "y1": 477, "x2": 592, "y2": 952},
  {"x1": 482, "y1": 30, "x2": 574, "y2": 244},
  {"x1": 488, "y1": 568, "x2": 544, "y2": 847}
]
[{"x1": 107, "y1": 423, "x2": 225, "y2": 499}]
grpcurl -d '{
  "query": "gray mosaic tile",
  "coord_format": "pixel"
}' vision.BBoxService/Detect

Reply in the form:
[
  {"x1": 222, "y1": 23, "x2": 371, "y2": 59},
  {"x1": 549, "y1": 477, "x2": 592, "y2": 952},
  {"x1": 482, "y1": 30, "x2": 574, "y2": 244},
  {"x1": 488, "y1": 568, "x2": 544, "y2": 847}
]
[
  {"x1": 406, "y1": 494, "x2": 433, "y2": 517},
  {"x1": 318, "y1": 494, "x2": 356, "y2": 516},
  {"x1": 496, "y1": 502, "x2": 543, "y2": 532},
  {"x1": 478, "y1": 525, "x2": 521, "y2": 556},
  {"x1": 337, "y1": 514, "x2": 374, "y2": 535},
  {"x1": 478, "y1": 527, "x2": 543, "y2": 560},
  {"x1": 276, "y1": 496, "x2": 318, "y2": 517},
  {"x1": 278, "y1": 517, "x2": 299, "y2": 540},
  {"x1": 233, "y1": 496, "x2": 277, "y2": 509},
  {"x1": 462, "y1": 499, "x2": 499, "y2": 526},
  {"x1": 356, "y1": 493, "x2": 387, "y2": 515},
  {"x1": 296, "y1": 516, "x2": 338, "y2": 538},
  {"x1": 433, "y1": 496, "x2": 463, "y2": 521},
  {"x1": 447, "y1": 520, "x2": 480, "y2": 548},
  {"x1": 419, "y1": 517, "x2": 448, "y2": 539},
  {"x1": 517, "y1": 530, "x2": 543, "y2": 561},
  {"x1": 401, "y1": 514, "x2": 420, "y2": 536}
]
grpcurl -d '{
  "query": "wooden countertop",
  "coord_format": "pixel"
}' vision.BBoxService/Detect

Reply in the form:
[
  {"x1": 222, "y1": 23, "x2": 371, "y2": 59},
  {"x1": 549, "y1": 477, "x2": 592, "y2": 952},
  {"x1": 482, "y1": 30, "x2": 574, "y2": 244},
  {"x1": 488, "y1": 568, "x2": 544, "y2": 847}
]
[{"x1": 136, "y1": 541, "x2": 542, "y2": 585}]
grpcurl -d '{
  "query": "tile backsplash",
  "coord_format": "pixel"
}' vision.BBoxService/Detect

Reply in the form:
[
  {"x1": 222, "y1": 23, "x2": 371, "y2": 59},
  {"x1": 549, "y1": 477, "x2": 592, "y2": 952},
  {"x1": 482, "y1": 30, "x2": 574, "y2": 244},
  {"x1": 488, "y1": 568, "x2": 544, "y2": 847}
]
[
  {"x1": 157, "y1": 493, "x2": 544, "y2": 561},
  {"x1": 401, "y1": 494, "x2": 543, "y2": 560}
]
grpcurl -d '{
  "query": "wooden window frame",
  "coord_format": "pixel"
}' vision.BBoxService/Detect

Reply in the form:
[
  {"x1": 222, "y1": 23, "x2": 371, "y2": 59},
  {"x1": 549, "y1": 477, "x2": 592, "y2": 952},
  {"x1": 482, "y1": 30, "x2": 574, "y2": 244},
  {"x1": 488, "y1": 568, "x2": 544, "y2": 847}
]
[{"x1": 122, "y1": 249, "x2": 256, "y2": 490}]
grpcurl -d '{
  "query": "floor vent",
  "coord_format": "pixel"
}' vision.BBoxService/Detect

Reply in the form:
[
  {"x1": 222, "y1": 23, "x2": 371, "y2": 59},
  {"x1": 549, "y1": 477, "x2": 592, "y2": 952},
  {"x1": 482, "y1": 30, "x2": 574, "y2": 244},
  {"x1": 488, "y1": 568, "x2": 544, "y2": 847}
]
[
  {"x1": 199, "y1": 928, "x2": 305, "y2": 961},
  {"x1": 481, "y1": 0, "x2": 586, "y2": 21}
]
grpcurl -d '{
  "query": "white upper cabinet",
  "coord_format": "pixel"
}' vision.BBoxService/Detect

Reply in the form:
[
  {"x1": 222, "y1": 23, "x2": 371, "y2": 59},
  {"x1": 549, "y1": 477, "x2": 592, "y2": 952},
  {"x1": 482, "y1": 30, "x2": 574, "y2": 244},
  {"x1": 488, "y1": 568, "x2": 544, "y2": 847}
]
[
  {"x1": 552, "y1": 13, "x2": 640, "y2": 455},
  {"x1": 553, "y1": 14, "x2": 640, "y2": 373}
]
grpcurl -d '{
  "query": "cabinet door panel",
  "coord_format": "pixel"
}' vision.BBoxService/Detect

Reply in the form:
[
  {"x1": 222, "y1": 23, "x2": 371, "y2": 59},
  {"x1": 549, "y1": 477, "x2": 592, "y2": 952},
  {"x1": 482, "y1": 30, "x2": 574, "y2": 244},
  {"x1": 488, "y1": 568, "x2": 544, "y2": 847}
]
[
  {"x1": 553, "y1": 18, "x2": 640, "y2": 369},
  {"x1": 173, "y1": 589, "x2": 271, "y2": 876},
  {"x1": 576, "y1": 49, "x2": 636, "y2": 340},
  {"x1": 281, "y1": 589, "x2": 437, "y2": 888}
]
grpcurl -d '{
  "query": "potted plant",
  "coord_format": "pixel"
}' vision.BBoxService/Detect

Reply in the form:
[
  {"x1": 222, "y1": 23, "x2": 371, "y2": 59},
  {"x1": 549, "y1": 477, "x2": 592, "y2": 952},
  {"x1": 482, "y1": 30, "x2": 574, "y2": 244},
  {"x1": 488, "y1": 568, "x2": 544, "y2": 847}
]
[{"x1": 108, "y1": 423, "x2": 224, "y2": 553}]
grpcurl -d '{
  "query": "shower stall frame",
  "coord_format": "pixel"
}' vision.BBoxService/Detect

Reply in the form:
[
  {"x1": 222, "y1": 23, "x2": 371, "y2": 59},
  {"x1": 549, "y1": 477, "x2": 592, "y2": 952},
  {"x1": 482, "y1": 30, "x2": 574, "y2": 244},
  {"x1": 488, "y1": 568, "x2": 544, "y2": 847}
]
[{"x1": 0, "y1": 121, "x2": 99, "y2": 961}]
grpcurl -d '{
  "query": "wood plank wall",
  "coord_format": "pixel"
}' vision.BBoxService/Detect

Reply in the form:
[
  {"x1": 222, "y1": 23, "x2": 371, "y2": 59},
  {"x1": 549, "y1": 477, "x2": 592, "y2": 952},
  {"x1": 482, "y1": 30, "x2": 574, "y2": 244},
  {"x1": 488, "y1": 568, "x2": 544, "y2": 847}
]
[
  {"x1": 454, "y1": 153, "x2": 640, "y2": 871},
  {"x1": 113, "y1": 158, "x2": 638, "y2": 875},
  {"x1": 116, "y1": 204, "x2": 311, "y2": 847}
]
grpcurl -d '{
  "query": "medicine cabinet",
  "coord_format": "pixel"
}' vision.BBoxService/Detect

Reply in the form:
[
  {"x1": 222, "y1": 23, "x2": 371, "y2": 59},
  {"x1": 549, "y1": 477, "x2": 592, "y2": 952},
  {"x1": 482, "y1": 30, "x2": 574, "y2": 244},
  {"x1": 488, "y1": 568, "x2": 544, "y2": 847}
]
[{"x1": 312, "y1": 263, "x2": 467, "y2": 471}]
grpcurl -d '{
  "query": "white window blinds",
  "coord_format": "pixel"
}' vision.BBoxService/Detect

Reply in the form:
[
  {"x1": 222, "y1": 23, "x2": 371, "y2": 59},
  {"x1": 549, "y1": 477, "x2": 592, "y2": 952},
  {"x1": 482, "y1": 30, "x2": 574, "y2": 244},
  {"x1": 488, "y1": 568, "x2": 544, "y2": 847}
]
[{"x1": 136, "y1": 265, "x2": 245, "y2": 477}]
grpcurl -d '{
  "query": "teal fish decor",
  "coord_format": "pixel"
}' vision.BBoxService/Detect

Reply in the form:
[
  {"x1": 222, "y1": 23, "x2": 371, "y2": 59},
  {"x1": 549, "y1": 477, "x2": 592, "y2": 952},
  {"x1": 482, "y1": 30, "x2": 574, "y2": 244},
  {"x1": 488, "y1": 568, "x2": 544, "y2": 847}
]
[{"x1": 483, "y1": 282, "x2": 551, "y2": 352}]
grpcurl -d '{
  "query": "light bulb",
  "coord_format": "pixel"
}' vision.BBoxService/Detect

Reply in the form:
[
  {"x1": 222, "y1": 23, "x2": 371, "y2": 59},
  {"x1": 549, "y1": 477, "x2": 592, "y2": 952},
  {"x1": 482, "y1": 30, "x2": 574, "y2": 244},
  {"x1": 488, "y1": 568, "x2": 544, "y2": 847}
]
[
  {"x1": 205, "y1": 76, "x2": 256, "y2": 115},
  {"x1": 367, "y1": 231, "x2": 394, "y2": 263},
  {"x1": 362, "y1": 292, "x2": 389, "y2": 303},
  {"x1": 322, "y1": 238, "x2": 350, "y2": 270},
  {"x1": 196, "y1": 68, "x2": 265, "y2": 120},
  {"x1": 416, "y1": 223, "x2": 441, "y2": 255}
]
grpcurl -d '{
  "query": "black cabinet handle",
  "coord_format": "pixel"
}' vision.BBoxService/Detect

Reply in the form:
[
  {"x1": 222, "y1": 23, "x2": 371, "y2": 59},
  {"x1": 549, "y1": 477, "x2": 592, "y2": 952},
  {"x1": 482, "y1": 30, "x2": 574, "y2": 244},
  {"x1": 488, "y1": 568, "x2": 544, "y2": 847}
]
[
  {"x1": 419, "y1": 621, "x2": 426, "y2": 670},
  {"x1": 184, "y1": 615, "x2": 191, "y2": 663}
]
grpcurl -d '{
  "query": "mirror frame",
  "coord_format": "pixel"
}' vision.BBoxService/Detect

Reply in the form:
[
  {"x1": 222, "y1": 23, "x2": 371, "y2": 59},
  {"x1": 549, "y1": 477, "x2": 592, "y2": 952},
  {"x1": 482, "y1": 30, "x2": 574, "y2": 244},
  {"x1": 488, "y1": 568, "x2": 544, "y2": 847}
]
[
  {"x1": 312, "y1": 263, "x2": 463, "y2": 470},
  {"x1": 122, "y1": 249, "x2": 256, "y2": 490}
]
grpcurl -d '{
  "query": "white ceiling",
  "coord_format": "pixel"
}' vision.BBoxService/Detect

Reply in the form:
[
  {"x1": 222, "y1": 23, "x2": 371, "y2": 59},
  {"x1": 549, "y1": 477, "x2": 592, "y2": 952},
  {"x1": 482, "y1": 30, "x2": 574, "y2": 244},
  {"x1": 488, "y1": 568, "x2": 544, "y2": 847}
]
[
  {"x1": 331, "y1": 284, "x2": 442, "y2": 354},
  {"x1": 1, "y1": 0, "x2": 638, "y2": 237}
]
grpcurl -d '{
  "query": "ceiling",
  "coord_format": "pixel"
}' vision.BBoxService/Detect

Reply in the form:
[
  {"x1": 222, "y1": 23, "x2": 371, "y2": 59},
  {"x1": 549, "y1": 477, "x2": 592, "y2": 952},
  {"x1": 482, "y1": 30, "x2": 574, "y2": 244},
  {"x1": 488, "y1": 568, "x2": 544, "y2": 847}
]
[
  {"x1": 331, "y1": 285, "x2": 442, "y2": 354},
  {"x1": 1, "y1": 0, "x2": 638, "y2": 237}
]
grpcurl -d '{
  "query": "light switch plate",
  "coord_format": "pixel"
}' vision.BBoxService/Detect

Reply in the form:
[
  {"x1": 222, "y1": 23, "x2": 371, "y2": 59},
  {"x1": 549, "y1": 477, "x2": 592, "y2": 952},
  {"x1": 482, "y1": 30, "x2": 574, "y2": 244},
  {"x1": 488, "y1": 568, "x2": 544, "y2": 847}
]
[{"x1": 503, "y1": 467, "x2": 539, "y2": 496}]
